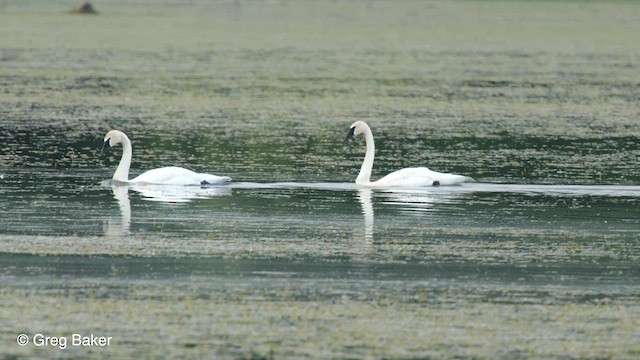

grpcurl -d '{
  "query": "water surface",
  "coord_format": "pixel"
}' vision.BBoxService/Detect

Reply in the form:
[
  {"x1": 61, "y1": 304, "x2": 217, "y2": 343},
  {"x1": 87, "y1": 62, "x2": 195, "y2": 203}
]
[{"x1": 1, "y1": 0, "x2": 640, "y2": 358}]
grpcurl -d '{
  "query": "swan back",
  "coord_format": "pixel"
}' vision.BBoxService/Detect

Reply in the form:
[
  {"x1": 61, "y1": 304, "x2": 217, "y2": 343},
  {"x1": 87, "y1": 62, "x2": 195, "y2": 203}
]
[
  {"x1": 372, "y1": 167, "x2": 470, "y2": 187},
  {"x1": 132, "y1": 166, "x2": 231, "y2": 185}
]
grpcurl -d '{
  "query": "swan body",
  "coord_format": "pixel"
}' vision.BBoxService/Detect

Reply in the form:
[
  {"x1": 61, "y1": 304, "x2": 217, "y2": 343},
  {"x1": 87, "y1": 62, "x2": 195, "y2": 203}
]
[
  {"x1": 345, "y1": 121, "x2": 470, "y2": 187},
  {"x1": 102, "y1": 130, "x2": 231, "y2": 186}
]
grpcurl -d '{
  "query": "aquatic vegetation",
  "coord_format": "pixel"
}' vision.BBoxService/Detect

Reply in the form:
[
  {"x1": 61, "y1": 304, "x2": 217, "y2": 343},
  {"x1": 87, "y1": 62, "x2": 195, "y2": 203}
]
[{"x1": 1, "y1": 0, "x2": 639, "y2": 358}]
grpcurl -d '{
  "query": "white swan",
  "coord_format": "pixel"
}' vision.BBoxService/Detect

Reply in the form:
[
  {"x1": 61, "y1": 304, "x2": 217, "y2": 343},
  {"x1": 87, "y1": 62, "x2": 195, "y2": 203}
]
[
  {"x1": 102, "y1": 130, "x2": 231, "y2": 185},
  {"x1": 345, "y1": 121, "x2": 470, "y2": 187}
]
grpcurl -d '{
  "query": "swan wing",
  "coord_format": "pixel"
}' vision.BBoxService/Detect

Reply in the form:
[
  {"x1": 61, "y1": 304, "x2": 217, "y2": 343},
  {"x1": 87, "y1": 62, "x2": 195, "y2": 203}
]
[
  {"x1": 131, "y1": 166, "x2": 231, "y2": 186},
  {"x1": 372, "y1": 167, "x2": 470, "y2": 187}
]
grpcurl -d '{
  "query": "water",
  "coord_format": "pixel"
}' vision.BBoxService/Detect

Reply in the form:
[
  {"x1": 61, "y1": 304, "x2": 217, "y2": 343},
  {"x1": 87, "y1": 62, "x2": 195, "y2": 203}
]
[{"x1": 2, "y1": 1, "x2": 640, "y2": 358}]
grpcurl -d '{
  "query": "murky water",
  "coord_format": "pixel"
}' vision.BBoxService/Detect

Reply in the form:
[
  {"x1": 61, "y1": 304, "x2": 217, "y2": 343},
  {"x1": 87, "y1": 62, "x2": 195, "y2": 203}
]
[{"x1": 2, "y1": 1, "x2": 640, "y2": 358}]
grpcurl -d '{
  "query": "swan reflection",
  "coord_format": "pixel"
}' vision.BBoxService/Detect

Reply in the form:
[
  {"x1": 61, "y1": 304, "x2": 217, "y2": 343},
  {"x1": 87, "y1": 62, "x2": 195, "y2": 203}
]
[
  {"x1": 104, "y1": 183, "x2": 231, "y2": 236},
  {"x1": 104, "y1": 185, "x2": 131, "y2": 237},
  {"x1": 354, "y1": 186, "x2": 467, "y2": 243},
  {"x1": 357, "y1": 188, "x2": 374, "y2": 244},
  {"x1": 128, "y1": 184, "x2": 231, "y2": 203},
  {"x1": 378, "y1": 189, "x2": 443, "y2": 212}
]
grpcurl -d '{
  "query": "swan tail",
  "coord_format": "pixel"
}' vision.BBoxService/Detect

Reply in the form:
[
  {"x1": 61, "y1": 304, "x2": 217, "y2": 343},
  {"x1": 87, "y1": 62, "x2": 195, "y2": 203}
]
[
  {"x1": 435, "y1": 174, "x2": 472, "y2": 186},
  {"x1": 199, "y1": 174, "x2": 232, "y2": 185}
]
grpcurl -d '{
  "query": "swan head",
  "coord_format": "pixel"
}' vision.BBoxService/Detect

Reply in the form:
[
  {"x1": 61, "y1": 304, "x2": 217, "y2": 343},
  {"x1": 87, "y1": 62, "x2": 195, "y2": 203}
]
[
  {"x1": 345, "y1": 121, "x2": 369, "y2": 141},
  {"x1": 102, "y1": 130, "x2": 129, "y2": 153}
]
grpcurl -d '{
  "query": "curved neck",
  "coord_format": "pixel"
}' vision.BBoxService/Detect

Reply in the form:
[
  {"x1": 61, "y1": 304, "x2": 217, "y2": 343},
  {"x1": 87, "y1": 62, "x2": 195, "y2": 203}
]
[
  {"x1": 356, "y1": 125, "x2": 375, "y2": 185},
  {"x1": 113, "y1": 136, "x2": 132, "y2": 182}
]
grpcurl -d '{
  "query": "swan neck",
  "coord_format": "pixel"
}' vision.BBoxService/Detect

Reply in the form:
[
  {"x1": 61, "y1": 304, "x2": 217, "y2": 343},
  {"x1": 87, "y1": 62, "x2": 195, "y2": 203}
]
[
  {"x1": 356, "y1": 126, "x2": 375, "y2": 185},
  {"x1": 113, "y1": 137, "x2": 132, "y2": 182}
]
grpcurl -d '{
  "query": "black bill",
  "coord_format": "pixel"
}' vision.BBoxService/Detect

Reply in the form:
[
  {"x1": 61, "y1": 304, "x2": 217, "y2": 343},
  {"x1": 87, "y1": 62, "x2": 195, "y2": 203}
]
[
  {"x1": 101, "y1": 138, "x2": 112, "y2": 154},
  {"x1": 344, "y1": 126, "x2": 356, "y2": 142}
]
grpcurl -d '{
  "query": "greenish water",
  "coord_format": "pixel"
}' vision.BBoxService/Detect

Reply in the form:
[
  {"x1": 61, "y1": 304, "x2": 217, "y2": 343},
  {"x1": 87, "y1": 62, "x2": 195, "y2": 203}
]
[{"x1": 1, "y1": 0, "x2": 640, "y2": 358}]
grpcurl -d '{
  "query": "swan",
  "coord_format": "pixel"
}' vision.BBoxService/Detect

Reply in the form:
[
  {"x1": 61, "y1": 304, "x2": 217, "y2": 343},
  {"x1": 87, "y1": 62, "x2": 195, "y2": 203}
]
[
  {"x1": 102, "y1": 130, "x2": 231, "y2": 185},
  {"x1": 345, "y1": 121, "x2": 470, "y2": 187}
]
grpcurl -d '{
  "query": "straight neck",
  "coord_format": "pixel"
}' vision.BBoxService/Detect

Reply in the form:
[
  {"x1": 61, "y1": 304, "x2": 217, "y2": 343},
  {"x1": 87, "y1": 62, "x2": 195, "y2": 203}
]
[
  {"x1": 356, "y1": 125, "x2": 375, "y2": 185},
  {"x1": 113, "y1": 136, "x2": 132, "y2": 182}
]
